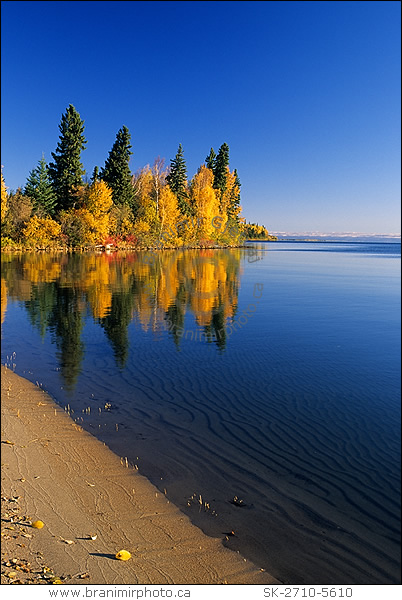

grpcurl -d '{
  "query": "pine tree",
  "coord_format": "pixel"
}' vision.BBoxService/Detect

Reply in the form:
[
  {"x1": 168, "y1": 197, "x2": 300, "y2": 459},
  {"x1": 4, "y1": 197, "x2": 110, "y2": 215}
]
[
  {"x1": 213, "y1": 143, "x2": 230, "y2": 195},
  {"x1": 166, "y1": 144, "x2": 190, "y2": 216},
  {"x1": 91, "y1": 166, "x2": 99, "y2": 183},
  {"x1": 48, "y1": 105, "x2": 87, "y2": 211},
  {"x1": 100, "y1": 125, "x2": 134, "y2": 210},
  {"x1": 227, "y1": 168, "x2": 241, "y2": 222},
  {"x1": 25, "y1": 155, "x2": 57, "y2": 216},
  {"x1": 205, "y1": 148, "x2": 216, "y2": 171}
]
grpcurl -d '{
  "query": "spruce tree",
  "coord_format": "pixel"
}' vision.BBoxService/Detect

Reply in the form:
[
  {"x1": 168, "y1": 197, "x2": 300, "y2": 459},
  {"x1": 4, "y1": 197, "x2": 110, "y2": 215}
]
[
  {"x1": 213, "y1": 143, "x2": 230, "y2": 194},
  {"x1": 91, "y1": 166, "x2": 100, "y2": 183},
  {"x1": 48, "y1": 104, "x2": 87, "y2": 211},
  {"x1": 227, "y1": 168, "x2": 241, "y2": 222},
  {"x1": 25, "y1": 155, "x2": 57, "y2": 216},
  {"x1": 100, "y1": 126, "x2": 134, "y2": 209},
  {"x1": 205, "y1": 147, "x2": 216, "y2": 171},
  {"x1": 166, "y1": 144, "x2": 190, "y2": 215}
]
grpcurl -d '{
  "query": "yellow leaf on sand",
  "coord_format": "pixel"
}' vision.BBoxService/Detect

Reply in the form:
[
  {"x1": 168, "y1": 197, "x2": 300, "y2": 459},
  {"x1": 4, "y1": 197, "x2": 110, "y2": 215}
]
[
  {"x1": 32, "y1": 520, "x2": 44, "y2": 529},
  {"x1": 3, "y1": 440, "x2": 15, "y2": 445},
  {"x1": 115, "y1": 550, "x2": 131, "y2": 561}
]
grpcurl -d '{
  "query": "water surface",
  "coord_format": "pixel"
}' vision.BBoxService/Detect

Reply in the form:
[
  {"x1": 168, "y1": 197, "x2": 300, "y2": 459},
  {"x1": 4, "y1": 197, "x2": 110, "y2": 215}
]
[{"x1": 1, "y1": 242, "x2": 400, "y2": 584}]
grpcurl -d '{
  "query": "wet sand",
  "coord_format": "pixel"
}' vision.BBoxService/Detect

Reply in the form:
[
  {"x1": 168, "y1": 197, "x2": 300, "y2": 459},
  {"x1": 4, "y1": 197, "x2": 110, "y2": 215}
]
[{"x1": 1, "y1": 365, "x2": 279, "y2": 585}]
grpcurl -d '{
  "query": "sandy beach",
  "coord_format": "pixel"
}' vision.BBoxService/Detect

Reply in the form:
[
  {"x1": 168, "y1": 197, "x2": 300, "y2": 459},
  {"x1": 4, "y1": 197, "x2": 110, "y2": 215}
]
[{"x1": 1, "y1": 365, "x2": 279, "y2": 585}]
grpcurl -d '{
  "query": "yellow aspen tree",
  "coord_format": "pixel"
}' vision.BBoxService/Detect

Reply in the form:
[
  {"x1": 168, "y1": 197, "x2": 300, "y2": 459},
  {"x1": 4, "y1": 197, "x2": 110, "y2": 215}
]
[
  {"x1": 76, "y1": 180, "x2": 113, "y2": 244},
  {"x1": 86, "y1": 180, "x2": 113, "y2": 217},
  {"x1": 189, "y1": 165, "x2": 219, "y2": 239},
  {"x1": 109, "y1": 205, "x2": 134, "y2": 239},
  {"x1": 73, "y1": 209, "x2": 107, "y2": 245},
  {"x1": 23, "y1": 215, "x2": 62, "y2": 246},
  {"x1": 158, "y1": 185, "x2": 179, "y2": 240},
  {"x1": 1, "y1": 168, "x2": 8, "y2": 223},
  {"x1": 132, "y1": 166, "x2": 156, "y2": 233}
]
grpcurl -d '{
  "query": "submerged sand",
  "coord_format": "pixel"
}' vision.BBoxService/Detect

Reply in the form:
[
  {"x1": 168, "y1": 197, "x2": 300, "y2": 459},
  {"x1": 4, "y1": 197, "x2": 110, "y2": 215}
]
[{"x1": 1, "y1": 366, "x2": 279, "y2": 585}]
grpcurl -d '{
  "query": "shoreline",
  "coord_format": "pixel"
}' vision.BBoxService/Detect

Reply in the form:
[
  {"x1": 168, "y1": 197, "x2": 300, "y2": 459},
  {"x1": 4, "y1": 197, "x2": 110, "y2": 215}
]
[
  {"x1": 1, "y1": 365, "x2": 279, "y2": 585},
  {"x1": 0, "y1": 237, "x2": 278, "y2": 254},
  {"x1": 0, "y1": 243, "x2": 260, "y2": 253}
]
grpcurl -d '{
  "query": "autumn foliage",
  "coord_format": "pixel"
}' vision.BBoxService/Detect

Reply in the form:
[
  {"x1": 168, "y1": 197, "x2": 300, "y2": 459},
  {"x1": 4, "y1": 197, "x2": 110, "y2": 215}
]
[
  {"x1": 1, "y1": 105, "x2": 273, "y2": 249},
  {"x1": 1, "y1": 168, "x2": 8, "y2": 224},
  {"x1": 23, "y1": 215, "x2": 62, "y2": 247}
]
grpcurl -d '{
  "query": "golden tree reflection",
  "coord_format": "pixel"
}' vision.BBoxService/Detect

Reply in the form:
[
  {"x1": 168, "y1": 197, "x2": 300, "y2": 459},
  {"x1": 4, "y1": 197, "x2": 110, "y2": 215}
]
[{"x1": 1, "y1": 250, "x2": 243, "y2": 388}]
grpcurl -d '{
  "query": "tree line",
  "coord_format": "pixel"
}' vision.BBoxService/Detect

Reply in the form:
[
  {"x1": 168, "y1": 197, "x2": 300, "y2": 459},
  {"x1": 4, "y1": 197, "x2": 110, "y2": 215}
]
[{"x1": 1, "y1": 104, "x2": 275, "y2": 249}]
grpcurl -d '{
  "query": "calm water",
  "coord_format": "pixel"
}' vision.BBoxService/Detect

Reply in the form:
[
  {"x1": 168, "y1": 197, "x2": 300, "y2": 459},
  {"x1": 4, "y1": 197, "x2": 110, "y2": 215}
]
[{"x1": 1, "y1": 242, "x2": 401, "y2": 584}]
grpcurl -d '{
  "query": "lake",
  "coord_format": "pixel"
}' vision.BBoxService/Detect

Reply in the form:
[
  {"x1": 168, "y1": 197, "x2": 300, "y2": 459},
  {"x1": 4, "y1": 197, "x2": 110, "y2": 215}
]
[{"x1": 1, "y1": 242, "x2": 400, "y2": 584}]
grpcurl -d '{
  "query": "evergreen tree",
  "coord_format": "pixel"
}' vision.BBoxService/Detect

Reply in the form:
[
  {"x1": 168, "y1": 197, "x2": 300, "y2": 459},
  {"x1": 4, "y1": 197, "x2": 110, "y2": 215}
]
[
  {"x1": 205, "y1": 147, "x2": 216, "y2": 171},
  {"x1": 227, "y1": 168, "x2": 241, "y2": 222},
  {"x1": 100, "y1": 125, "x2": 134, "y2": 210},
  {"x1": 25, "y1": 155, "x2": 57, "y2": 216},
  {"x1": 166, "y1": 144, "x2": 190, "y2": 216},
  {"x1": 91, "y1": 166, "x2": 99, "y2": 183},
  {"x1": 48, "y1": 104, "x2": 87, "y2": 211},
  {"x1": 213, "y1": 143, "x2": 229, "y2": 194}
]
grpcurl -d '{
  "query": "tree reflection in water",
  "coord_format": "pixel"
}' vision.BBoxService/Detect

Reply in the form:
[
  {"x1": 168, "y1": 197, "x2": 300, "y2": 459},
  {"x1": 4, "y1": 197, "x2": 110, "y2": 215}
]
[{"x1": 1, "y1": 250, "x2": 242, "y2": 390}]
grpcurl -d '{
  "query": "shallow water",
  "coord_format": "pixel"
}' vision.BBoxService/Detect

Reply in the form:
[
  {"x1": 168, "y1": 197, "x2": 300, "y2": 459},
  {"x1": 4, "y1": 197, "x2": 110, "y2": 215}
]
[{"x1": 1, "y1": 242, "x2": 400, "y2": 584}]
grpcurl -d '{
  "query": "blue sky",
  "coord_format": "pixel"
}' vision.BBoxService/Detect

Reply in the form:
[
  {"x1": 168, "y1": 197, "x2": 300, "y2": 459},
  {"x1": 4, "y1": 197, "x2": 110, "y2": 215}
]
[{"x1": 1, "y1": 1, "x2": 400, "y2": 233}]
